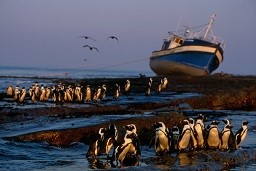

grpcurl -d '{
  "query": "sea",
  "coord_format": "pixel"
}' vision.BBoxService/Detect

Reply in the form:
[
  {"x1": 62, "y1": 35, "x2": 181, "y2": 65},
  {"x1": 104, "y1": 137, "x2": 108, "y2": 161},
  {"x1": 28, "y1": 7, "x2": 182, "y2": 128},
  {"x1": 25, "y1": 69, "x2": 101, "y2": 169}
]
[{"x1": 0, "y1": 66, "x2": 256, "y2": 171}]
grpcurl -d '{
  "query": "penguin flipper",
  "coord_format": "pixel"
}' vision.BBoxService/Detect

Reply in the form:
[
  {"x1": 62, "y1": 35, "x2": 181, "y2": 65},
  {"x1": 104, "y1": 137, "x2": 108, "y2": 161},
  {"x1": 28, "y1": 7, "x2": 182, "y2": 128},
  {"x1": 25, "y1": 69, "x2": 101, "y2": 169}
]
[{"x1": 236, "y1": 134, "x2": 242, "y2": 145}]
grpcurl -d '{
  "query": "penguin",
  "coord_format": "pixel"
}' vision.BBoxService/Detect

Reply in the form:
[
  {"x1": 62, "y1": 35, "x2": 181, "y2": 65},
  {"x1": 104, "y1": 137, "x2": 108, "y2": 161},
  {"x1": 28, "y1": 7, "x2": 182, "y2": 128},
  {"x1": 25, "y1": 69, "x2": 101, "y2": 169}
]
[
  {"x1": 86, "y1": 127, "x2": 107, "y2": 158},
  {"x1": 34, "y1": 84, "x2": 40, "y2": 100},
  {"x1": 206, "y1": 120, "x2": 220, "y2": 150},
  {"x1": 113, "y1": 84, "x2": 120, "y2": 99},
  {"x1": 99, "y1": 124, "x2": 118, "y2": 158},
  {"x1": 161, "y1": 77, "x2": 168, "y2": 89},
  {"x1": 156, "y1": 79, "x2": 163, "y2": 94},
  {"x1": 93, "y1": 86, "x2": 102, "y2": 102},
  {"x1": 219, "y1": 124, "x2": 234, "y2": 151},
  {"x1": 29, "y1": 85, "x2": 36, "y2": 102},
  {"x1": 39, "y1": 85, "x2": 46, "y2": 101},
  {"x1": 52, "y1": 85, "x2": 58, "y2": 103},
  {"x1": 14, "y1": 85, "x2": 20, "y2": 102},
  {"x1": 64, "y1": 86, "x2": 73, "y2": 102},
  {"x1": 6, "y1": 84, "x2": 14, "y2": 96},
  {"x1": 188, "y1": 118, "x2": 198, "y2": 150},
  {"x1": 99, "y1": 84, "x2": 107, "y2": 100},
  {"x1": 124, "y1": 80, "x2": 131, "y2": 95},
  {"x1": 178, "y1": 119, "x2": 191, "y2": 151},
  {"x1": 57, "y1": 84, "x2": 65, "y2": 103},
  {"x1": 19, "y1": 87, "x2": 26, "y2": 103},
  {"x1": 145, "y1": 78, "x2": 152, "y2": 96},
  {"x1": 152, "y1": 122, "x2": 171, "y2": 155},
  {"x1": 235, "y1": 120, "x2": 249, "y2": 149},
  {"x1": 112, "y1": 124, "x2": 140, "y2": 167},
  {"x1": 194, "y1": 114, "x2": 206, "y2": 149},
  {"x1": 45, "y1": 87, "x2": 52, "y2": 101},
  {"x1": 74, "y1": 84, "x2": 83, "y2": 102},
  {"x1": 170, "y1": 126, "x2": 180, "y2": 152},
  {"x1": 221, "y1": 119, "x2": 236, "y2": 151},
  {"x1": 85, "y1": 85, "x2": 92, "y2": 103}
]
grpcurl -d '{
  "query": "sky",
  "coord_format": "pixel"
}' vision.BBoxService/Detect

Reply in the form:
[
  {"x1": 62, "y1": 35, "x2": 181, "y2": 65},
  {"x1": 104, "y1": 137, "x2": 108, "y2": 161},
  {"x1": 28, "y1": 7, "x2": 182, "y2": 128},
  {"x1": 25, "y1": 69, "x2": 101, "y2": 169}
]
[{"x1": 0, "y1": 0, "x2": 256, "y2": 75}]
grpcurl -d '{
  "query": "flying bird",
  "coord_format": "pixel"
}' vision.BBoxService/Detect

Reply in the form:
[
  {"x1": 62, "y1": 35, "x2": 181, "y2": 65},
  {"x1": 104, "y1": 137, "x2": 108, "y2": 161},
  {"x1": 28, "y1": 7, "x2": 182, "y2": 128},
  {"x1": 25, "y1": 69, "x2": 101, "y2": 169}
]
[
  {"x1": 78, "y1": 36, "x2": 96, "y2": 41},
  {"x1": 83, "y1": 58, "x2": 87, "y2": 62},
  {"x1": 83, "y1": 45, "x2": 99, "y2": 51},
  {"x1": 106, "y1": 36, "x2": 119, "y2": 43}
]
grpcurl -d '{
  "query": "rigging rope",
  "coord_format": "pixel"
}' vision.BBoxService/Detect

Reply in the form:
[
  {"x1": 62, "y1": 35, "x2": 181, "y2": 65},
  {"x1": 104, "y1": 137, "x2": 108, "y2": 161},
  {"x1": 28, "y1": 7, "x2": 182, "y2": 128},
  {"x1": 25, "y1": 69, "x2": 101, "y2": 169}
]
[{"x1": 54, "y1": 56, "x2": 150, "y2": 71}]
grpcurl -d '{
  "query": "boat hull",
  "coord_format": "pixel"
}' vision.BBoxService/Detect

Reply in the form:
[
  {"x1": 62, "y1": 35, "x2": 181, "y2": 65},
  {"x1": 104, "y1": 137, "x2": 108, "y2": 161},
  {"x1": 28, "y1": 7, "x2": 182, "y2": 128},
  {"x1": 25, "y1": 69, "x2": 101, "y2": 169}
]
[{"x1": 149, "y1": 45, "x2": 223, "y2": 76}]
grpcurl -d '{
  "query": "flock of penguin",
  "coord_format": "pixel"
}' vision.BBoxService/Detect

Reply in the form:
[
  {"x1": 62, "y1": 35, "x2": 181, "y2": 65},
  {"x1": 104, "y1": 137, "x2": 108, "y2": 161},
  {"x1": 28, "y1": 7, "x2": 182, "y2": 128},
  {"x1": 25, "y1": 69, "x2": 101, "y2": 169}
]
[
  {"x1": 86, "y1": 114, "x2": 249, "y2": 167},
  {"x1": 4, "y1": 77, "x2": 249, "y2": 167},
  {"x1": 5, "y1": 77, "x2": 168, "y2": 104}
]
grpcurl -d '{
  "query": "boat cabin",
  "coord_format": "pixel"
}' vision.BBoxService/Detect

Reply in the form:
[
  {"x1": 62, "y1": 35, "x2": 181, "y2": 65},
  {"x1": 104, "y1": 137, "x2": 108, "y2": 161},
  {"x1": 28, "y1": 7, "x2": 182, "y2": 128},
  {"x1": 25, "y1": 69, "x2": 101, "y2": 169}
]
[
  {"x1": 161, "y1": 35, "x2": 184, "y2": 50},
  {"x1": 169, "y1": 36, "x2": 184, "y2": 49}
]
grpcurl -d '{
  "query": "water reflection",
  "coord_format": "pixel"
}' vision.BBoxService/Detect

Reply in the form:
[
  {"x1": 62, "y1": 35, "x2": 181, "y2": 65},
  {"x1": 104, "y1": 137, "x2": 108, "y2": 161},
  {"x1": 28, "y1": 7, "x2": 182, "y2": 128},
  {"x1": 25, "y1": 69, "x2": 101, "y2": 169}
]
[
  {"x1": 177, "y1": 152, "x2": 192, "y2": 166},
  {"x1": 87, "y1": 157, "x2": 112, "y2": 169},
  {"x1": 87, "y1": 154, "x2": 140, "y2": 169}
]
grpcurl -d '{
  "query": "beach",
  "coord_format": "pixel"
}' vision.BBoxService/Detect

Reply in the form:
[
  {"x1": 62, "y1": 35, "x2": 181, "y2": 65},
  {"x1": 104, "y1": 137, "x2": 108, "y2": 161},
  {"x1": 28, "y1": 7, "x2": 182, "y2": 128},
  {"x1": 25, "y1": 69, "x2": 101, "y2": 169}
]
[{"x1": 1, "y1": 72, "x2": 256, "y2": 170}]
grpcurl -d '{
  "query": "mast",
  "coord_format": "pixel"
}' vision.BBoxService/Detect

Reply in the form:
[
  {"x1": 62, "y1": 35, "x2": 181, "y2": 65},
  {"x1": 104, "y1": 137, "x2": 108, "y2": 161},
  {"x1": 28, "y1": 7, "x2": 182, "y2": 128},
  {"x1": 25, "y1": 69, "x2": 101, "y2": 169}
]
[{"x1": 203, "y1": 14, "x2": 216, "y2": 39}]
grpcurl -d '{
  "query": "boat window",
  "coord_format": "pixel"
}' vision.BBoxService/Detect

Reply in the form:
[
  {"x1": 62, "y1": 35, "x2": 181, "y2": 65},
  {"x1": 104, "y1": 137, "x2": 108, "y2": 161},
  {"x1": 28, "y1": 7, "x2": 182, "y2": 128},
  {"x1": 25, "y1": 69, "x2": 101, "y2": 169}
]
[{"x1": 174, "y1": 37, "x2": 183, "y2": 44}]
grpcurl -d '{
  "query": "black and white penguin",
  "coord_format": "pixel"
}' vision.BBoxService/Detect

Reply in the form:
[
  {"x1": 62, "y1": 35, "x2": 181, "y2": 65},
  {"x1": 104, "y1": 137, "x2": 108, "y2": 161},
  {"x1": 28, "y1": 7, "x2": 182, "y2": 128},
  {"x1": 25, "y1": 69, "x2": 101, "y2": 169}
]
[
  {"x1": 64, "y1": 85, "x2": 73, "y2": 102},
  {"x1": 99, "y1": 84, "x2": 107, "y2": 100},
  {"x1": 99, "y1": 124, "x2": 118, "y2": 158},
  {"x1": 124, "y1": 80, "x2": 131, "y2": 95},
  {"x1": 39, "y1": 85, "x2": 46, "y2": 101},
  {"x1": 113, "y1": 124, "x2": 140, "y2": 167},
  {"x1": 113, "y1": 84, "x2": 120, "y2": 99},
  {"x1": 93, "y1": 86, "x2": 102, "y2": 102},
  {"x1": 74, "y1": 84, "x2": 83, "y2": 102},
  {"x1": 221, "y1": 119, "x2": 236, "y2": 151},
  {"x1": 85, "y1": 85, "x2": 92, "y2": 103},
  {"x1": 29, "y1": 85, "x2": 36, "y2": 102},
  {"x1": 156, "y1": 79, "x2": 163, "y2": 94},
  {"x1": 14, "y1": 85, "x2": 20, "y2": 102},
  {"x1": 194, "y1": 114, "x2": 206, "y2": 149},
  {"x1": 170, "y1": 125, "x2": 180, "y2": 152},
  {"x1": 86, "y1": 127, "x2": 107, "y2": 158},
  {"x1": 6, "y1": 84, "x2": 14, "y2": 96},
  {"x1": 235, "y1": 120, "x2": 249, "y2": 149},
  {"x1": 152, "y1": 122, "x2": 171, "y2": 155},
  {"x1": 19, "y1": 87, "x2": 26, "y2": 103},
  {"x1": 34, "y1": 83, "x2": 40, "y2": 100},
  {"x1": 219, "y1": 124, "x2": 234, "y2": 151},
  {"x1": 45, "y1": 87, "x2": 52, "y2": 101},
  {"x1": 145, "y1": 78, "x2": 152, "y2": 96},
  {"x1": 188, "y1": 118, "x2": 198, "y2": 150},
  {"x1": 161, "y1": 77, "x2": 168, "y2": 89},
  {"x1": 178, "y1": 119, "x2": 191, "y2": 151},
  {"x1": 206, "y1": 120, "x2": 220, "y2": 150}
]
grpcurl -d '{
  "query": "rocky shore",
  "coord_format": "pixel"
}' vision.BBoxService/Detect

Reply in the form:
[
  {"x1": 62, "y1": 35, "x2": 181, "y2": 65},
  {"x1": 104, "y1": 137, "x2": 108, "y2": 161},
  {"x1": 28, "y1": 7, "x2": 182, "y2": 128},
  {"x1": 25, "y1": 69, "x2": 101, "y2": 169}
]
[{"x1": 1, "y1": 73, "x2": 256, "y2": 170}]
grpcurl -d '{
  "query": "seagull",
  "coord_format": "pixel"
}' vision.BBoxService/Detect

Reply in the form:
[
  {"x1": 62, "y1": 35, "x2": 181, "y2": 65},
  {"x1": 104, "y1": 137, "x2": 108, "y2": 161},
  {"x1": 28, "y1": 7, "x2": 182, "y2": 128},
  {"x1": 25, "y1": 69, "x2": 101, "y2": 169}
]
[
  {"x1": 78, "y1": 36, "x2": 96, "y2": 41},
  {"x1": 83, "y1": 45, "x2": 99, "y2": 51},
  {"x1": 106, "y1": 36, "x2": 119, "y2": 43}
]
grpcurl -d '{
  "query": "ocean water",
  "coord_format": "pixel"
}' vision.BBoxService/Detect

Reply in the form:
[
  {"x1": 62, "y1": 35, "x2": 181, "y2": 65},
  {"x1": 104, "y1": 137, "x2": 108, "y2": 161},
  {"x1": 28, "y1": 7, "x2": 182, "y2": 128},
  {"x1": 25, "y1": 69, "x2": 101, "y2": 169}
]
[
  {"x1": 0, "y1": 66, "x2": 154, "y2": 79},
  {"x1": 0, "y1": 66, "x2": 256, "y2": 170}
]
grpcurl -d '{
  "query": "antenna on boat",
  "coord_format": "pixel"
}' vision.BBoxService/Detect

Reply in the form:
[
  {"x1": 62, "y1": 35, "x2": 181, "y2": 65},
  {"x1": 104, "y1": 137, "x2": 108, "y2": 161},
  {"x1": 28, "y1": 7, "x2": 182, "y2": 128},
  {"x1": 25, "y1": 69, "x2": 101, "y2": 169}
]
[
  {"x1": 203, "y1": 14, "x2": 216, "y2": 39},
  {"x1": 175, "y1": 16, "x2": 183, "y2": 34}
]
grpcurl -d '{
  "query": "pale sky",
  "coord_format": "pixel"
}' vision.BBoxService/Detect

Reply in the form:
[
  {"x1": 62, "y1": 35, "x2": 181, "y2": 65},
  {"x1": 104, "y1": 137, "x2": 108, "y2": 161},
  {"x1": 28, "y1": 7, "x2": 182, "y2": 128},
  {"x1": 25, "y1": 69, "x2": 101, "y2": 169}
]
[{"x1": 0, "y1": 0, "x2": 256, "y2": 75}]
